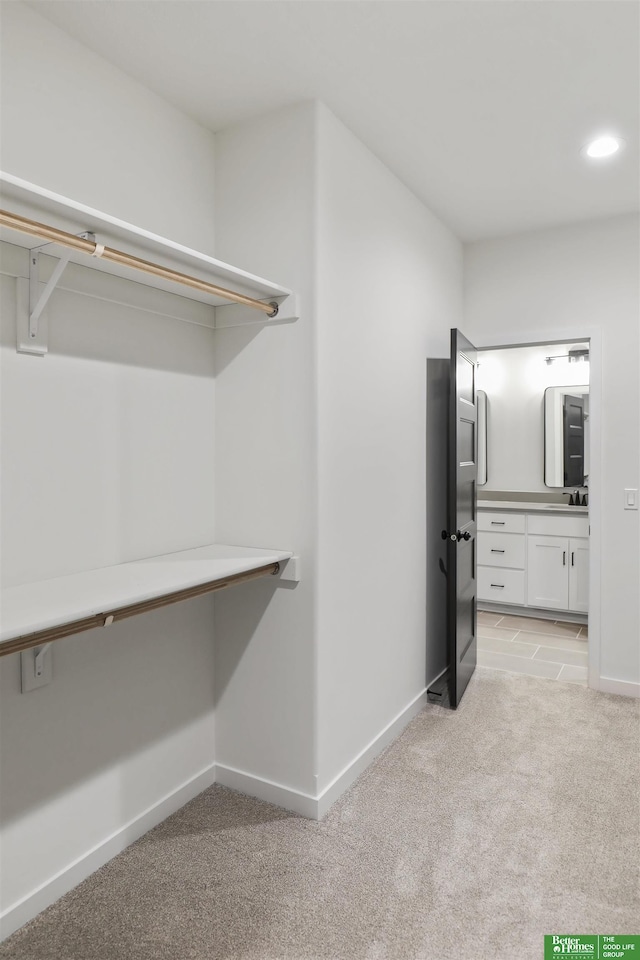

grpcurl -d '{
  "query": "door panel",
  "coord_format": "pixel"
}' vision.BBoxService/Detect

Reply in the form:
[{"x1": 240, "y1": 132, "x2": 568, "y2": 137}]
[
  {"x1": 569, "y1": 537, "x2": 589, "y2": 612},
  {"x1": 527, "y1": 535, "x2": 569, "y2": 609},
  {"x1": 447, "y1": 329, "x2": 478, "y2": 708},
  {"x1": 457, "y1": 419, "x2": 475, "y2": 464}
]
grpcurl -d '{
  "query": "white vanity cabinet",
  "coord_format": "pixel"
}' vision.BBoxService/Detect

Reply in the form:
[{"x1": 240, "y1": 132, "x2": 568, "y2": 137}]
[
  {"x1": 478, "y1": 505, "x2": 589, "y2": 616},
  {"x1": 568, "y1": 537, "x2": 589, "y2": 612},
  {"x1": 527, "y1": 537, "x2": 589, "y2": 612},
  {"x1": 477, "y1": 512, "x2": 526, "y2": 605},
  {"x1": 527, "y1": 514, "x2": 589, "y2": 613}
]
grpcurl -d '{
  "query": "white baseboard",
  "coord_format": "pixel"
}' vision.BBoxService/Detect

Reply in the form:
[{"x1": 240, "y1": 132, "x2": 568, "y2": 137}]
[
  {"x1": 214, "y1": 764, "x2": 318, "y2": 819},
  {"x1": 315, "y1": 688, "x2": 427, "y2": 819},
  {"x1": 0, "y1": 764, "x2": 217, "y2": 942},
  {"x1": 1, "y1": 691, "x2": 429, "y2": 940},
  {"x1": 594, "y1": 675, "x2": 640, "y2": 698},
  {"x1": 217, "y1": 690, "x2": 427, "y2": 822},
  {"x1": 478, "y1": 602, "x2": 587, "y2": 626}
]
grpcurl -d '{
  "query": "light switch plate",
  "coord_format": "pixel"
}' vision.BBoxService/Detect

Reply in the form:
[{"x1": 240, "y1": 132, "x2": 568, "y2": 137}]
[{"x1": 624, "y1": 488, "x2": 638, "y2": 510}]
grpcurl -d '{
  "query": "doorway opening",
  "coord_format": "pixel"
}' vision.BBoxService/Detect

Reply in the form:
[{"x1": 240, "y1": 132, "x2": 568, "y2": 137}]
[{"x1": 475, "y1": 337, "x2": 593, "y2": 687}]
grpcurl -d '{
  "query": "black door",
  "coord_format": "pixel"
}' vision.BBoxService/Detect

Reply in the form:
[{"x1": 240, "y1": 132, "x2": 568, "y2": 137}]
[
  {"x1": 563, "y1": 394, "x2": 585, "y2": 487},
  {"x1": 446, "y1": 329, "x2": 478, "y2": 708}
]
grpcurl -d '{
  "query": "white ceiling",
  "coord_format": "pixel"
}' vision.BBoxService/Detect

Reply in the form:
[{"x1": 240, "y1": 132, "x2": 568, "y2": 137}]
[{"x1": 27, "y1": 0, "x2": 639, "y2": 241}]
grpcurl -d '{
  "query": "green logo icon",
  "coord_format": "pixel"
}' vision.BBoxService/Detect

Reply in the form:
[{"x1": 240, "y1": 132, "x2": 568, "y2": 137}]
[{"x1": 545, "y1": 936, "x2": 640, "y2": 959}]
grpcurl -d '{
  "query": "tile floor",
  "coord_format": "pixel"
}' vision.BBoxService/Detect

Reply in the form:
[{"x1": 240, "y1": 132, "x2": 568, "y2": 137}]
[{"x1": 477, "y1": 610, "x2": 588, "y2": 685}]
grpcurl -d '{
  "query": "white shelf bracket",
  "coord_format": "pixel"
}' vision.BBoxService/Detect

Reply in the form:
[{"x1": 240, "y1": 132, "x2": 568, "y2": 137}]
[
  {"x1": 33, "y1": 642, "x2": 52, "y2": 677},
  {"x1": 275, "y1": 555, "x2": 301, "y2": 583},
  {"x1": 21, "y1": 642, "x2": 53, "y2": 692},
  {"x1": 17, "y1": 232, "x2": 95, "y2": 356}
]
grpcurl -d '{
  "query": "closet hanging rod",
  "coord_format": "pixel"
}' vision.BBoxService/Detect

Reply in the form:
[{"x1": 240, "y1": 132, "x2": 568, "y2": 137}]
[{"x1": 0, "y1": 209, "x2": 279, "y2": 317}]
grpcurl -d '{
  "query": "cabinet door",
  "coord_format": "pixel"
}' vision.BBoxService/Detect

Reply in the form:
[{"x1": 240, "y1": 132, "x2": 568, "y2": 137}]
[
  {"x1": 569, "y1": 537, "x2": 589, "y2": 613},
  {"x1": 527, "y1": 536, "x2": 569, "y2": 610}
]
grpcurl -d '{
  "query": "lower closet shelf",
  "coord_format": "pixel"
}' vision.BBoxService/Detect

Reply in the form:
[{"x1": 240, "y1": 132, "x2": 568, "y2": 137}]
[{"x1": 0, "y1": 543, "x2": 293, "y2": 656}]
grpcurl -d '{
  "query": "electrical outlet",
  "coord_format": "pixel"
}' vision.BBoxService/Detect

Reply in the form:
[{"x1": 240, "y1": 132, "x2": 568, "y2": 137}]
[{"x1": 21, "y1": 644, "x2": 53, "y2": 692}]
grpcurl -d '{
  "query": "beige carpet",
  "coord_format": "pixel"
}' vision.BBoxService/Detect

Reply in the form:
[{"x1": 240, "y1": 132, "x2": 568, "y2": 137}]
[{"x1": 3, "y1": 668, "x2": 639, "y2": 960}]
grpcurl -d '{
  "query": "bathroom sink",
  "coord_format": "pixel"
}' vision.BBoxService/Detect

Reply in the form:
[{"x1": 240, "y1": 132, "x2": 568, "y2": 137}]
[
  {"x1": 542, "y1": 503, "x2": 587, "y2": 510},
  {"x1": 477, "y1": 500, "x2": 588, "y2": 512}
]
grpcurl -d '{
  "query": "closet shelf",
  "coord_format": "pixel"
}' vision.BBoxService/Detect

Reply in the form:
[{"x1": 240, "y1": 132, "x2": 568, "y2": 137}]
[
  {"x1": 0, "y1": 172, "x2": 298, "y2": 351},
  {"x1": 0, "y1": 544, "x2": 295, "y2": 657}
]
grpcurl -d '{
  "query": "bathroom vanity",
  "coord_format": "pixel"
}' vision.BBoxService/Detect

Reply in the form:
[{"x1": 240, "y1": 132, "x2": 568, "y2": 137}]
[{"x1": 477, "y1": 501, "x2": 589, "y2": 618}]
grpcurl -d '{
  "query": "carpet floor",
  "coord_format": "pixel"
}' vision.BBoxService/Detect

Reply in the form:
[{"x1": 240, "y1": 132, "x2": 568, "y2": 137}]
[{"x1": 3, "y1": 668, "x2": 639, "y2": 960}]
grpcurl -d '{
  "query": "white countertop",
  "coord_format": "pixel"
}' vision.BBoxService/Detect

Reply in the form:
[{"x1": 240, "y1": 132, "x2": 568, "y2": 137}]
[
  {"x1": 0, "y1": 543, "x2": 293, "y2": 645},
  {"x1": 478, "y1": 500, "x2": 588, "y2": 515}
]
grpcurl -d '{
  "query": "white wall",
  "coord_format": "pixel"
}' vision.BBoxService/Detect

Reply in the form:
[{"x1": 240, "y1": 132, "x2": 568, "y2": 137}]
[
  {"x1": 0, "y1": 14, "x2": 464, "y2": 919},
  {"x1": 0, "y1": 4, "x2": 218, "y2": 933},
  {"x1": 212, "y1": 104, "x2": 318, "y2": 800},
  {"x1": 8, "y1": 2, "x2": 633, "y2": 936},
  {"x1": 212, "y1": 100, "x2": 464, "y2": 810},
  {"x1": 315, "y1": 104, "x2": 463, "y2": 794},
  {"x1": 477, "y1": 342, "x2": 590, "y2": 494},
  {"x1": 0, "y1": 2, "x2": 216, "y2": 252},
  {"x1": 465, "y1": 215, "x2": 640, "y2": 688}
]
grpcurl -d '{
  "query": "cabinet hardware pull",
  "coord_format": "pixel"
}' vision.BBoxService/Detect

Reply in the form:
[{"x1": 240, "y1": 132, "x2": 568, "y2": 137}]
[
  {"x1": 490, "y1": 583, "x2": 505, "y2": 588},
  {"x1": 490, "y1": 521, "x2": 505, "y2": 525},
  {"x1": 571, "y1": 552, "x2": 574, "y2": 566},
  {"x1": 490, "y1": 549, "x2": 505, "y2": 553},
  {"x1": 563, "y1": 551, "x2": 566, "y2": 566}
]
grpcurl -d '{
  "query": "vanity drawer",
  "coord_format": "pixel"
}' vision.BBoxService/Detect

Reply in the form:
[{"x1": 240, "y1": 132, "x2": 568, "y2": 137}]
[
  {"x1": 477, "y1": 532, "x2": 525, "y2": 569},
  {"x1": 478, "y1": 512, "x2": 525, "y2": 534},
  {"x1": 528, "y1": 515, "x2": 589, "y2": 538},
  {"x1": 477, "y1": 567, "x2": 525, "y2": 605}
]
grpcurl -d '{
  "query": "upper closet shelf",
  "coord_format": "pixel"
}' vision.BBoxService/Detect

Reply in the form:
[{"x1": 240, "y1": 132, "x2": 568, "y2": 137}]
[
  {"x1": 0, "y1": 172, "x2": 299, "y2": 354},
  {"x1": 0, "y1": 544, "x2": 299, "y2": 657}
]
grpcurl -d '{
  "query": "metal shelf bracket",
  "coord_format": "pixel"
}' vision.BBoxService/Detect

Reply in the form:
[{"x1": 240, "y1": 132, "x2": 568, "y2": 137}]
[{"x1": 17, "y1": 232, "x2": 95, "y2": 356}]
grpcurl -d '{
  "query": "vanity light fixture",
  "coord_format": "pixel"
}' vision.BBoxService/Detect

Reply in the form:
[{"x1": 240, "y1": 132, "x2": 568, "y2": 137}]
[
  {"x1": 581, "y1": 135, "x2": 625, "y2": 159},
  {"x1": 568, "y1": 349, "x2": 590, "y2": 363},
  {"x1": 545, "y1": 350, "x2": 590, "y2": 366}
]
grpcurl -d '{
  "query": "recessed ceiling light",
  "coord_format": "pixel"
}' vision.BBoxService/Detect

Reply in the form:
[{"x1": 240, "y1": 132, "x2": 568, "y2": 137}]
[{"x1": 582, "y1": 135, "x2": 625, "y2": 159}]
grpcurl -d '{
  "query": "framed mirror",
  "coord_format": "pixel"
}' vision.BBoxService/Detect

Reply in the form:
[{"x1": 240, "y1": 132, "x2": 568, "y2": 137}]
[
  {"x1": 477, "y1": 389, "x2": 487, "y2": 486},
  {"x1": 544, "y1": 385, "x2": 589, "y2": 487}
]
